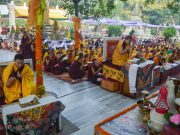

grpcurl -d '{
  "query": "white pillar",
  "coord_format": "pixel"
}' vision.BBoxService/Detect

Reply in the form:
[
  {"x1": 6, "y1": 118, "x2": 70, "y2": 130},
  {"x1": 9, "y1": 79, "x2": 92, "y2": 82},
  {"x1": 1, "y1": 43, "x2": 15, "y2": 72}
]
[
  {"x1": 24, "y1": 2, "x2": 27, "y2": 7},
  {"x1": 8, "y1": 1, "x2": 16, "y2": 29},
  {"x1": 56, "y1": 5, "x2": 59, "y2": 10}
]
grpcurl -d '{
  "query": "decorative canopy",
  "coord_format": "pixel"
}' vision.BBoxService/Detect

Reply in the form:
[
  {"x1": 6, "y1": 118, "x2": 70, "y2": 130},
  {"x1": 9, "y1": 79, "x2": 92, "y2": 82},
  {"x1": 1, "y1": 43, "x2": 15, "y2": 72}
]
[
  {"x1": 14, "y1": 6, "x2": 67, "y2": 20},
  {"x1": 15, "y1": 6, "x2": 28, "y2": 18}
]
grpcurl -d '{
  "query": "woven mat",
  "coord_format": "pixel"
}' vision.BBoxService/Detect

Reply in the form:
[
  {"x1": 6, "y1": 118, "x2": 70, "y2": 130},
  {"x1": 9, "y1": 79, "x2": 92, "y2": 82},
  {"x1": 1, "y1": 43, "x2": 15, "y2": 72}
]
[{"x1": 45, "y1": 72, "x2": 84, "y2": 84}]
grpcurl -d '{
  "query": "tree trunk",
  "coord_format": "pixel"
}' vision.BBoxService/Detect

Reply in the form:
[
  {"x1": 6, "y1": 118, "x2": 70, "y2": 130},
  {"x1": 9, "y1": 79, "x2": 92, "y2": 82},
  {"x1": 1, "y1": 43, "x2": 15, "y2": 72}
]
[{"x1": 74, "y1": 2, "x2": 79, "y2": 17}]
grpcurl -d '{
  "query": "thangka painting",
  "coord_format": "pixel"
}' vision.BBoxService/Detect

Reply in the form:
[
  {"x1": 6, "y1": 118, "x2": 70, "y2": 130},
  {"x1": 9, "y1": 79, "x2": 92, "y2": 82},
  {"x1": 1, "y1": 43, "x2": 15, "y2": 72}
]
[{"x1": 103, "y1": 38, "x2": 119, "y2": 61}]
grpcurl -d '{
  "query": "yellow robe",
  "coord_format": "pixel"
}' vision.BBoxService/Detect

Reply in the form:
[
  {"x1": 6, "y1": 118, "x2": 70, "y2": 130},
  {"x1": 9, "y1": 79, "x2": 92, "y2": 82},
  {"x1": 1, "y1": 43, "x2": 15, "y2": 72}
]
[
  {"x1": 112, "y1": 40, "x2": 129, "y2": 66},
  {"x1": 43, "y1": 52, "x2": 49, "y2": 62},
  {"x1": 2, "y1": 63, "x2": 36, "y2": 104}
]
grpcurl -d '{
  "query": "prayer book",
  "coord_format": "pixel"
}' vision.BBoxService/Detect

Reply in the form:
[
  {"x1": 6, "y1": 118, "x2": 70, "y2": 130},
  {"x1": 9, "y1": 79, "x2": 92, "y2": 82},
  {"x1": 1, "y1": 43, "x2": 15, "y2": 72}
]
[{"x1": 19, "y1": 95, "x2": 40, "y2": 108}]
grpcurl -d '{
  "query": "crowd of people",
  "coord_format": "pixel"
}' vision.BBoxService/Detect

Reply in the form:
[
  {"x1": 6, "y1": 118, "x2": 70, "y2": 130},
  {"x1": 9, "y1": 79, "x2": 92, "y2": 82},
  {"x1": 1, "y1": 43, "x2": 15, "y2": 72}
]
[
  {"x1": 112, "y1": 36, "x2": 180, "y2": 67},
  {"x1": 43, "y1": 38, "x2": 104, "y2": 84},
  {"x1": 1, "y1": 30, "x2": 180, "y2": 85},
  {"x1": 0, "y1": 29, "x2": 180, "y2": 105}
]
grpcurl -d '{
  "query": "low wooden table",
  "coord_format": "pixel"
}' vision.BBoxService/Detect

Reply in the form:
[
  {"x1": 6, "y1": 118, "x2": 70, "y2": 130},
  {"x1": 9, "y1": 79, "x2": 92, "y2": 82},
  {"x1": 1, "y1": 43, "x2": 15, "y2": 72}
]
[{"x1": 95, "y1": 93, "x2": 158, "y2": 135}]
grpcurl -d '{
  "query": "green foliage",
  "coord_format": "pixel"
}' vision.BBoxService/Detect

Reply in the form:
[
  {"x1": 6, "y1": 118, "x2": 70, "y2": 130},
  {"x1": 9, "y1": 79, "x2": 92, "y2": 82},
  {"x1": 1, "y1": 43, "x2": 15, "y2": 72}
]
[
  {"x1": 144, "y1": 0, "x2": 180, "y2": 13},
  {"x1": 141, "y1": 6, "x2": 179, "y2": 25},
  {"x1": 162, "y1": 27, "x2": 177, "y2": 39},
  {"x1": 150, "y1": 28, "x2": 157, "y2": 35},
  {"x1": 109, "y1": 0, "x2": 179, "y2": 25},
  {"x1": 16, "y1": 19, "x2": 26, "y2": 26},
  {"x1": 1, "y1": 0, "x2": 178, "y2": 15},
  {"x1": 107, "y1": 25, "x2": 123, "y2": 37},
  {"x1": 61, "y1": 0, "x2": 116, "y2": 18},
  {"x1": 167, "y1": 0, "x2": 180, "y2": 14}
]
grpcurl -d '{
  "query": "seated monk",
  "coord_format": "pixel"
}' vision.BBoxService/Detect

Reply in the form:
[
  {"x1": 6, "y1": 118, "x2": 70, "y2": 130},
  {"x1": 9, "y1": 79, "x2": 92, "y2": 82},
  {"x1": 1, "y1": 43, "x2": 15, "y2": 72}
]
[
  {"x1": 83, "y1": 54, "x2": 89, "y2": 66},
  {"x1": 112, "y1": 36, "x2": 132, "y2": 67},
  {"x1": 88, "y1": 59, "x2": 103, "y2": 85},
  {"x1": 153, "y1": 53, "x2": 163, "y2": 65},
  {"x1": 43, "y1": 52, "x2": 56, "y2": 72},
  {"x1": 1, "y1": 39, "x2": 9, "y2": 50},
  {"x1": 143, "y1": 49, "x2": 150, "y2": 59},
  {"x1": 69, "y1": 54, "x2": 85, "y2": 80},
  {"x1": 2, "y1": 54, "x2": 36, "y2": 104},
  {"x1": 148, "y1": 50, "x2": 155, "y2": 60},
  {"x1": 52, "y1": 52, "x2": 63, "y2": 75},
  {"x1": 67, "y1": 50, "x2": 75, "y2": 65},
  {"x1": 89, "y1": 52, "x2": 95, "y2": 62},
  {"x1": 60, "y1": 54, "x2": 71, "y2": 72}
]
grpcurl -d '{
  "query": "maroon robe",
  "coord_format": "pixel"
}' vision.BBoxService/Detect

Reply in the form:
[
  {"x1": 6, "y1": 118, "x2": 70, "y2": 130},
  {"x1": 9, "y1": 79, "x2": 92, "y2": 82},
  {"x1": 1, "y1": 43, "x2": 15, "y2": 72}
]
[
  {"x1": 69, "y1": 61, "x2": 84, "y2": 79},
  {"x1": 52, "y1": 58, "x2": 64, "y2": 75},
  {"x1": 43, "y1": 56, "x2": 56, "y2": 72},
  {"x1": 20, "y1": 36, "x2": 28, "y2": 56}
]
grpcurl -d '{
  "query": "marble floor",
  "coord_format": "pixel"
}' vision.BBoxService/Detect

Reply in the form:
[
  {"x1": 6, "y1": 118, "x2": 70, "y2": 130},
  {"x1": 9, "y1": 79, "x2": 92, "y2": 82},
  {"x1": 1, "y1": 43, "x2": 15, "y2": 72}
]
[{"x1": 0, "y1": 50, "x2": 159, "y2": 135}]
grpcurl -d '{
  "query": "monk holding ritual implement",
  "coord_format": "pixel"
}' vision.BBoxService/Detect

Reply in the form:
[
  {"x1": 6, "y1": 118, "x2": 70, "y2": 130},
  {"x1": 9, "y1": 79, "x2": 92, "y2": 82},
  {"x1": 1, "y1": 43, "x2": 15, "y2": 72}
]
[{"x1": 2, "y1": 54, "x2": 36, "y2": 104}]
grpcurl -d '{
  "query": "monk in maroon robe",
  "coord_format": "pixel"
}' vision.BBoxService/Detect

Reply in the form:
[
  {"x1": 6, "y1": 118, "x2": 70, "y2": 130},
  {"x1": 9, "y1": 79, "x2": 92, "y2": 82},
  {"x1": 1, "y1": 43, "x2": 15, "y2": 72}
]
[
  {"x1": 88, "y1": 59, "x2": 102, "y2": 85},
  {"x1": 20, "y1": 31, "x2": 28, "y2": 56},
  {"x1": 52, "y1": 52, "x2": 64, "y2": 75},
  {"x1": 69, "y1": 54, "x2": 85, "y2": 80},
  {"x1": 43, "y1": 52, "x2": 56, "y2": 72},
  {"x1": 23, "y1": 34, "x2": 34, "y2": 59}
]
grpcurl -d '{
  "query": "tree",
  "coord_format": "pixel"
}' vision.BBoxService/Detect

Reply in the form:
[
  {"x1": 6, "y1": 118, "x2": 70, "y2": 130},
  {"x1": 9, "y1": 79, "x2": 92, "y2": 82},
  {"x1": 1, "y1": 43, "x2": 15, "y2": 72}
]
[
  {"x1": 141, "y1": 7, "x2": 179, "y2": 25},
  {"x1": 162, "y1": 27, "x2": 176, "y2": 39},
  {"x1": 107, "y1": 25, "x2": 124, "y2": 37},
  {"x1": 143, "y1": 0, "x2": 180, "y2": 14},
  {"x1": 61, "y1": 0, "x2": 116, "y2": 18}
]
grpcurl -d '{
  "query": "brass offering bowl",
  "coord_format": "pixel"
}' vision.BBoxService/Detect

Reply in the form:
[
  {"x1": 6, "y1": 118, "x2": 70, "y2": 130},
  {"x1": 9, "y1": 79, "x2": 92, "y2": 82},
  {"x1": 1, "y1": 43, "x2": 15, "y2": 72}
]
[{"x1": 137, "y1": 91, "x2": 154, "y2": 123}]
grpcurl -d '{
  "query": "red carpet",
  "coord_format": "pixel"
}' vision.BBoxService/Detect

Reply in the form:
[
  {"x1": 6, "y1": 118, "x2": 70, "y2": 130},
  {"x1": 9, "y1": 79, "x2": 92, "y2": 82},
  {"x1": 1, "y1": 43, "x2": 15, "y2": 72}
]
[{"x1": 45, "y1": 72, "x2": 84, "y2": 84}]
